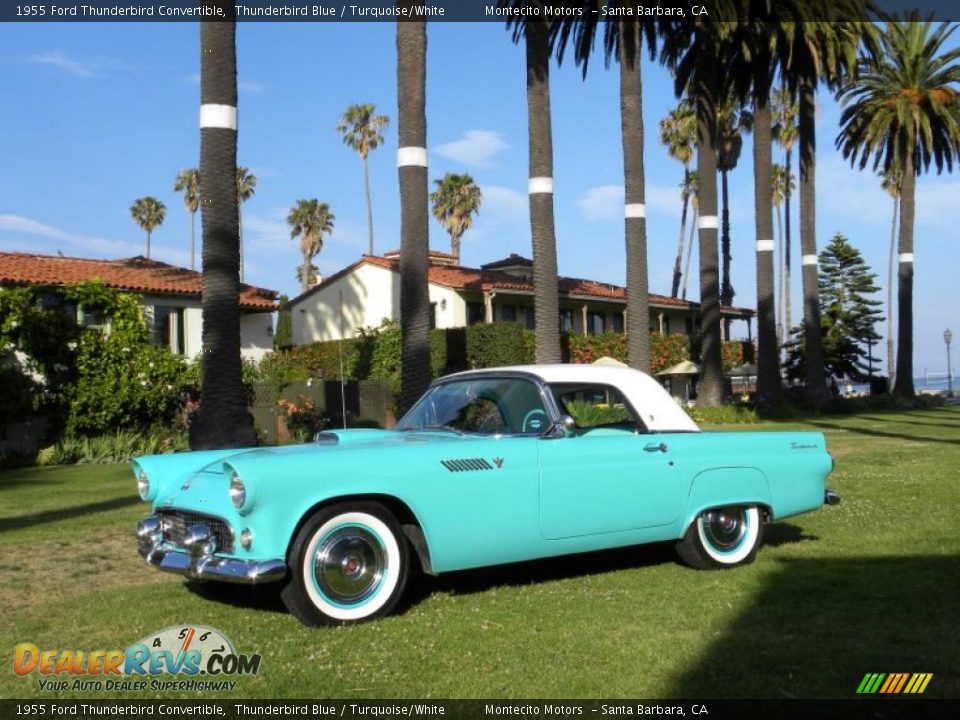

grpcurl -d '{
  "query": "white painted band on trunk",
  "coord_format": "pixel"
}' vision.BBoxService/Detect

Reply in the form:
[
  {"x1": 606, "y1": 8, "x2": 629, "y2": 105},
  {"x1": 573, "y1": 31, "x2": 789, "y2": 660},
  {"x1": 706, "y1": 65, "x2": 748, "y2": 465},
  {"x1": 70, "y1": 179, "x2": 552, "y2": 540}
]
[
  {"x1": 397, "y1": 147, "x2": 428, "y2": 168},
  {"x1": 697, "y1": 215, "x2": 718, "y2": 230},
  {"x1": 899, "y1": 252, "x2": 914, "y2": 263},
  {"x1": 200, "y1": 104, "x2": 237, "y2": 130},
  {"x1": 802, "y1": 254, "x2": 818, "y2": 266},
  {"x1": 756, "y1": 239, "x2": 775, "y2": 252},
  {"x1": 529, "y1": 177, "x2": 554, "y2": 194},
  {"x1": 624, "y1": 203, "x2": 646, "y2": 219}
]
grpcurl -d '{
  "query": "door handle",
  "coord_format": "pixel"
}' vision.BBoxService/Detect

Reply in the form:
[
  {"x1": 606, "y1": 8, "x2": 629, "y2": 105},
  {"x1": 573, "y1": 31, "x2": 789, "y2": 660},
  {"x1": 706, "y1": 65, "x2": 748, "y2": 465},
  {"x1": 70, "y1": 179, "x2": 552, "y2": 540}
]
[{"x1": 644, "y1": 442, "x2": 668, "y2": 453}]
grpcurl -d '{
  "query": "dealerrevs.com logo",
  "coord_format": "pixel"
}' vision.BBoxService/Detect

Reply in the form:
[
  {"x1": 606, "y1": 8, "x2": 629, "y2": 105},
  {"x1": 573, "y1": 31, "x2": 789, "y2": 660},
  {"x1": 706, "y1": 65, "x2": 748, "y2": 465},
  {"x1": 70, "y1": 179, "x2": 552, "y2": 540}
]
[{"x1": 13, "y1": 625, "x2": 261, "y2": 692}]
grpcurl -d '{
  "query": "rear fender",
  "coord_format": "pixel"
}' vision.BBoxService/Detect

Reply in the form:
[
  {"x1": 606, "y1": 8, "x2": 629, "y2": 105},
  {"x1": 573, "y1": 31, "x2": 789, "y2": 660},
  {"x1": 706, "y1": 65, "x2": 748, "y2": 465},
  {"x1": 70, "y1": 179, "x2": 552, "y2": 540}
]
[{"x1": 683, "y1": 467, "x2": 772, "y2": 533}]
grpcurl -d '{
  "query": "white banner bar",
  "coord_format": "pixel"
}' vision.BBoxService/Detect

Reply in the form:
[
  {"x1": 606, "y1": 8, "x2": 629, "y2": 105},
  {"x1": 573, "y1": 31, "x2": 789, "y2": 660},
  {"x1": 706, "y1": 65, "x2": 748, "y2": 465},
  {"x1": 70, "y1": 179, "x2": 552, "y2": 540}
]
[
  {"x1": 756, "y1": 239, "x2": 775, "y2": 252},
  {"x1": 397, "y1": 147, "x2": 428, "y2": 168},
  {"x1": 200, "y1": 104, "x2": 237, "y2": 131},
  {"x1": 697, "y1": 215, "x2": 718, "y2": 230},
  {"x1": 624, "y1": 203, "x2": 645, "y2": 219},
  {"x1": 802, "y1": 254, "x2": 818, "y2": 266},
  {"x1": 899, "y1": 253, "x2": 914, "y2": 263},
  {"x1": 529, "y1": 177, "x2": 554, "y2": 194}
]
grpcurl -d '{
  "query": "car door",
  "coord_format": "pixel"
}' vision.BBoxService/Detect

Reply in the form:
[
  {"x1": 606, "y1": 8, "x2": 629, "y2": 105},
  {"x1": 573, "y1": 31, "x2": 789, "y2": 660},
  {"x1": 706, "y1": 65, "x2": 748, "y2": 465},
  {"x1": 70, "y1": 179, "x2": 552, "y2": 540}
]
[{"x1": 537, "y1": 383, "x2": 682, "y2": 540}]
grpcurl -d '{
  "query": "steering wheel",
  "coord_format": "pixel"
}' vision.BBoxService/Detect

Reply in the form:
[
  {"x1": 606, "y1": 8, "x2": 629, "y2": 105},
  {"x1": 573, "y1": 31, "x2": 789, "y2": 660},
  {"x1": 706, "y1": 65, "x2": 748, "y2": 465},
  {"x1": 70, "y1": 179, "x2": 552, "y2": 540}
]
[{"x1": 521, "y1": 409, "x2": 549, "y2": 434}]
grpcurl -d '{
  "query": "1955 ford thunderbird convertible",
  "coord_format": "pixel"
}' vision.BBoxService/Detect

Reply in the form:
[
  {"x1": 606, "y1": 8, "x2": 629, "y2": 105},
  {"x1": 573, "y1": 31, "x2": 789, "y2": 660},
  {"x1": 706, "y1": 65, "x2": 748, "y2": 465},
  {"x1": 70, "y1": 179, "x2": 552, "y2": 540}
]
[{"x1": 135, "y1": 364, "x2": 839, "y2": 626}]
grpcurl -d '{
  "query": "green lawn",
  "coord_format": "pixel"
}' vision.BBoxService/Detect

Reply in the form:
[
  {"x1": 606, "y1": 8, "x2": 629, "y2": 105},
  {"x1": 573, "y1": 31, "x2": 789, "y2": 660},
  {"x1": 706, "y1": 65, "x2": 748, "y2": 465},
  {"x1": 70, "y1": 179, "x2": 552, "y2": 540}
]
[{"x1": 2, "y1": 408, "x2": 958, "y2": 699}]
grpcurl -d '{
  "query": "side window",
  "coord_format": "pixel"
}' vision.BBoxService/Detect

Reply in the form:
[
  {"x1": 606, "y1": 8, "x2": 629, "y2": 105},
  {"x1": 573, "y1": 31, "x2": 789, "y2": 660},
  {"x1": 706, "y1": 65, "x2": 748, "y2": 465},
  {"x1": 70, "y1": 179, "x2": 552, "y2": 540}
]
[{"x1": 550, "y1": 383, "x2": 639, "y2": 430}]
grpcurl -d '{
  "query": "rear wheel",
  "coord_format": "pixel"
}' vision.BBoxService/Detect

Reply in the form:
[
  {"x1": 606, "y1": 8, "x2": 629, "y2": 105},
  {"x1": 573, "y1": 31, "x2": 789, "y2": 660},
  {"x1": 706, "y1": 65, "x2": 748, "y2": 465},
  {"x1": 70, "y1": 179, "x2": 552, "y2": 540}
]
[
  {"x1": 281, "y1": 502, "x2": 409, "y2": 626},
  {"x1": 676, "y1": 505, "x2": 763, "y2": 570}
]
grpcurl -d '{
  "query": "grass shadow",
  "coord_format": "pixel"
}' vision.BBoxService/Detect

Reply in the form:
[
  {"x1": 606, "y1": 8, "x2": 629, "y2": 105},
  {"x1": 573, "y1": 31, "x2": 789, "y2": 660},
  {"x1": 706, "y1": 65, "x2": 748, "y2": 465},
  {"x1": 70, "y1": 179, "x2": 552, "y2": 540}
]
[
  {"x1": 806, "y1": 419, "x2": 960, "y2": 446},
  {"x1": 182, "y1": 580, "x2": 288, "y2": 614},
  {"x1": 0, "y1": 495, "x2": 139, "y2": 533},
  {"x1": 763, "y1": 522, "x2": 818, "y2": 548},
  {"x1": 669, "y1": 555, "x2": 960, "y2": 698}
]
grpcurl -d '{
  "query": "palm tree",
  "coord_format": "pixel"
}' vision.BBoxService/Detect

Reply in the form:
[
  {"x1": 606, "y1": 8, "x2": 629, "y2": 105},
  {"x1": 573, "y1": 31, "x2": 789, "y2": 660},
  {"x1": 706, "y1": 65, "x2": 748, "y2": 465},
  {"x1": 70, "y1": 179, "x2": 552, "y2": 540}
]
[
  {"x1": 189, "y1": 11, "x2": 257, "y2": 450},
  {"x1": 716, "y1": 96, "x2": 752, "y2": 313},
  {"x1": 659, "y1": 98, "x2": 697, "y2": 298},
  {"x1": 880, "y1": 168, "x2": 901, "y2": 390},
  {"x1": 549, "y1": 12, "x2": 657, "y2": 370},
  {"x1": 130, "y1": 197, "x2": 166, "y2": 259},
  {"x1": 837, "y1": 17, "x2": 960, "y2": 398},
  {"x1": 506, "y1": 11, "x2": 561, "y2": 364},
  {"x1": 295, "y1": 263, "x2": 319, "y2": 289},
  {"x1": 771, "y1": 163, "x2": 795, "y2": 351},
  {"x1": 286, "y1": 199, "x2": 334, "y2": 294},
  {"x1": 396, "y1": 11, "x2": 432, "y2": 413},
  {"x1": 174, "y1": 168, "x2": 200, "y2": 270},
  {"x1": 337, "y1": 103, "x2": 390, "y2": 256},
  {"x1": 236, "y1": 166, "x2": 256, "y2": 282},
  {"x1": 772, "y1": 86, "x2": 798, "y2": 348},
  {"x1": 680, "y1": 169, "x2": 698, "y2": 301},
  {"x1": 430, "y1": 173, "x2": 482, "y2": 261},
  {"x1": 780, "y1": 14, "x2": 876, "y2": 405}
]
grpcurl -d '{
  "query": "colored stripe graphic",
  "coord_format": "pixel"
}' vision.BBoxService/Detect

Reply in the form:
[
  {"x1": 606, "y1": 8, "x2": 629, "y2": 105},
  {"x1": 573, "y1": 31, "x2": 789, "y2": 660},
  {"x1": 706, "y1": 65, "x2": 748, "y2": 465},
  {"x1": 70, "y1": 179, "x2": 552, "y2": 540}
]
[{"x1": 858, "y1": 673, "x2": 932, "y2": 694}]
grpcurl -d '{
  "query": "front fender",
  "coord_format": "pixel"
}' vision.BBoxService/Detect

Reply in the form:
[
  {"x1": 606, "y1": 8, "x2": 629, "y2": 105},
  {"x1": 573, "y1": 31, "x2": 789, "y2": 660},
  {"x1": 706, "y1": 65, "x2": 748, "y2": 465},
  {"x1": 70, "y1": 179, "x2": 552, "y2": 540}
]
[{"x1": 683, "y1": 467, "x2": 772, "y2": 532}]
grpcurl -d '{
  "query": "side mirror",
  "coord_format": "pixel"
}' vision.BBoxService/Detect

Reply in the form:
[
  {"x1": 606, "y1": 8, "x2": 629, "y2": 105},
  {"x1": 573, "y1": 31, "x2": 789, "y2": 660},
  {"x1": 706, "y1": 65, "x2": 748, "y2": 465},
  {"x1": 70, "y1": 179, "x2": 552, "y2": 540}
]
[{"x1": 542, "y1": 414, "x2": 576, "y2": 439}]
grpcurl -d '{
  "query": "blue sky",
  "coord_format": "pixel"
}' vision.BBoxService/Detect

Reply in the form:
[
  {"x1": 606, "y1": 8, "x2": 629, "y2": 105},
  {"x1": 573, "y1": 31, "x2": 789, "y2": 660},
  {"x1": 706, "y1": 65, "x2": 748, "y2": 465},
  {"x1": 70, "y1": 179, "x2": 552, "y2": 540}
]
[{"x1": 0, "y1": 20, "x2": 957, "y2": 378}]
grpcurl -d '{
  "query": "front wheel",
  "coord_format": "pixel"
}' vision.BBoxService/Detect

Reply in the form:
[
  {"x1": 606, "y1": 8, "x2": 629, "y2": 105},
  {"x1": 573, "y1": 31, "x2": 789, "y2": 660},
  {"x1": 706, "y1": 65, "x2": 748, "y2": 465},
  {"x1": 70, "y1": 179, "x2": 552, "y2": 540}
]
[
  {"x1": 675, "y1": 505, "x2": 763, "y2": 570},
  {"x1": 281, "y1": 502, "x2": 409, "y2": 626}
]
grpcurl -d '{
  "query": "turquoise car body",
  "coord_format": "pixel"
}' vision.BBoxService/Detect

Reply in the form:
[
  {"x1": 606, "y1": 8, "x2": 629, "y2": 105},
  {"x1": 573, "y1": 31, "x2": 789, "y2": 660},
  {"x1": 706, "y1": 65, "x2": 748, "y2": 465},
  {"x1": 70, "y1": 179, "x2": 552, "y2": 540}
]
[{"x1": 134, "y1": 366, "x2": 834, "y2": 579}]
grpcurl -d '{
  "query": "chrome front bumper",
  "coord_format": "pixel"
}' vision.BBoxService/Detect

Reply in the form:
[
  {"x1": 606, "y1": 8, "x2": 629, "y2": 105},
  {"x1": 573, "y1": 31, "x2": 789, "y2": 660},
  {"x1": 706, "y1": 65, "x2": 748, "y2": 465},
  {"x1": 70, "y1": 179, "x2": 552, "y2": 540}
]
[
  {"x1": 824, "y1": 490, "x2": 841, "y2": 506},
  {"x1": 136, "y1": 516, "x2": 286, "y2": 584}
]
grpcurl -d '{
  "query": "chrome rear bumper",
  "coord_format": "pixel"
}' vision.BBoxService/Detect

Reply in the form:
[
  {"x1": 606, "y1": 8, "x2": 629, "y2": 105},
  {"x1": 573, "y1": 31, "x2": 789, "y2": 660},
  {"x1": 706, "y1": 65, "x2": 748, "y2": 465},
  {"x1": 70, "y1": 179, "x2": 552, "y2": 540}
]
[
  {"x1": 824, "y1": 490, "x2": 841, "y2": 506},
  {"x1": 136, "y1": 515, "x2": 286, "y2": 584}
]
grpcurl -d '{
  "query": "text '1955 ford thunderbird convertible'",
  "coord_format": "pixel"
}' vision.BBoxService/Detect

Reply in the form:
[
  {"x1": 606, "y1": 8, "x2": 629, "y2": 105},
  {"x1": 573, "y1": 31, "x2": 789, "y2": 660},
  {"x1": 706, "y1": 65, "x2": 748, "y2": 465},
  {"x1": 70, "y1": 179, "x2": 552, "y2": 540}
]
[{"x1": 135, "y1": 365, "x2": 839, "y2": 626}]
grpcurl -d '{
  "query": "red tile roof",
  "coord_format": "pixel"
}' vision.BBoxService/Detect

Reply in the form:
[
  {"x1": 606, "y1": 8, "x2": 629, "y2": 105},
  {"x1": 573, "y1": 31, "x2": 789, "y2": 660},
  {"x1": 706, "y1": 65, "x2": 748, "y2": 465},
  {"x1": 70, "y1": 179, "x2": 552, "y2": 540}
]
[
  {"x1": 0, "y1": 252, "x2": 278, "y2": 310},
  {"x1": 296, "y1": 255, "x2": 752, "y2": 316}
]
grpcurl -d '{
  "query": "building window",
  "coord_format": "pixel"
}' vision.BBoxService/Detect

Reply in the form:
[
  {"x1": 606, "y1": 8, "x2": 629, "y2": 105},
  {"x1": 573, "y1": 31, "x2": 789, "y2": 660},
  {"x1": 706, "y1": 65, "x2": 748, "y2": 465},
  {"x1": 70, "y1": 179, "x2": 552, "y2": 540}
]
[
  {"x1": 587, "y1": 311, "x2": 605, "y2": 335},
  {"x1": 78, "y1": 305, "x2": 107, "y2": 332},
  {"x1": 523, "y1": 306, "x2": 535, "y2": 329},
  {"x1": 560, "y1": 309, "x2": 573, "y2": 333},
  {"x1": 498, "y1": 304, "x2": 517, "y2": 323},
  {"x1": 685, "y1": 317, "x2": 694, "y2": 336},
  {"x1": 611, "y1": 312, "x2": 624, "y2": 333},
  {"x1": 153, "y1": 306, "x2": 186, "y2": 355},
  {"x1": 467, "y1": 301, "x2": 484, "y2": 325}
]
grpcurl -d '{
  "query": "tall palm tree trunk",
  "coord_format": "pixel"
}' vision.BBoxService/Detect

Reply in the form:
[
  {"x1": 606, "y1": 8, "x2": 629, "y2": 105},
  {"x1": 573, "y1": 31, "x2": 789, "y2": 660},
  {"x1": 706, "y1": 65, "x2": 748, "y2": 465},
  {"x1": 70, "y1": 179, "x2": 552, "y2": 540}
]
[
  {"x1": 752, "y1": 98, "x2": 781, "y2": 405},
  {"x1": 450, "y1": 231, "x2": 462, "y2": 261},
  {"x1": 694, "y1": 71, "x2": 723, "y2": 407},
  {"x1": 190, "y1": 210, "x2": 196, "y2": 270},
  {"x1": 397, "y1": 14, "x2": 431, "y2": 414},
  {"x1": 893, "y1": 150, "x2": 915, "y2": 398},
  {"x1": 671, "y1": 167, "x2": 690, "y2": 298},
  {"x1": 682, "y1": 206, "x2": 697, "y2": 300},
  {"x1": 775, "y1": 200, "x2": 784, "y2": 350},
  {"x1": 363, "y1": 155, "x2": 375, "y2": 256},
  {"x1": 887, "y1": 193, "x2": 898, "y2": 391},
  {"x1": 526, "y1": 18, "x2": 561, "y2": 364},
  {"x1": 798, "y1": 78, "x2": 827, "y2": 405},
  {"x1": 720, "y1": 169, "x2": 733, "y2": 309},
  {"x1": 238, "y1": 212, "x2": 244, "y2": 282},
  {"x1": 784, "y1": 146, "x2": 793, "y2": 351},
  {"x1": 146, "y1": 230, "x2": 152, "y2": 259},
  {"x1": 620, "y1": 21, "x2": 650, "y2": 371},
  {"x1": 190, "y1": 9, "x2": 257, "y2": 449}
]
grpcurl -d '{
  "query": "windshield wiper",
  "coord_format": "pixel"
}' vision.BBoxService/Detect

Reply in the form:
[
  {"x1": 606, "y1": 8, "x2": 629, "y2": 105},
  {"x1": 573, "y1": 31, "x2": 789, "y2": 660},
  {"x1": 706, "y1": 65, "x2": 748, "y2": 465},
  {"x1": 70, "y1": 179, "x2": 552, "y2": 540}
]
[{"x1": 400, "y1": 424, "x2": 465, "y2": 436}]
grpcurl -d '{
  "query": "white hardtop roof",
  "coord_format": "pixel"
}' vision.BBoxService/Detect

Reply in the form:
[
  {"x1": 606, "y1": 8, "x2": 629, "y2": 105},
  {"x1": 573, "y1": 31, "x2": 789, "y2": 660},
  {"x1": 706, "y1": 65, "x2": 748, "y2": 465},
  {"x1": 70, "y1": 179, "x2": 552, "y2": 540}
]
[{"x1": 450, "y1": 364, "x2": 700, "y2": 433}]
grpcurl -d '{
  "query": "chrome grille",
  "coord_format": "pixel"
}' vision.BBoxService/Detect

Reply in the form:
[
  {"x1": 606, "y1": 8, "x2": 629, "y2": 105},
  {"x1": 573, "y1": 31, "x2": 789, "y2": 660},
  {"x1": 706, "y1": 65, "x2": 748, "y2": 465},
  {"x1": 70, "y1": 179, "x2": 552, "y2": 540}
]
[{"x1": 157, "y1": 510, "x2": 234, "y2": 554}]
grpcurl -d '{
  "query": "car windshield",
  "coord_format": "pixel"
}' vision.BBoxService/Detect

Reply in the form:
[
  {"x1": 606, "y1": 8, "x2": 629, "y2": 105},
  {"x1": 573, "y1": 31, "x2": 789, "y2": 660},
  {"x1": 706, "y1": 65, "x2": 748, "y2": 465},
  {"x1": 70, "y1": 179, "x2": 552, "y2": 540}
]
[{"x1": 395, "y1": 377, "x2": 550, "y2": 435}]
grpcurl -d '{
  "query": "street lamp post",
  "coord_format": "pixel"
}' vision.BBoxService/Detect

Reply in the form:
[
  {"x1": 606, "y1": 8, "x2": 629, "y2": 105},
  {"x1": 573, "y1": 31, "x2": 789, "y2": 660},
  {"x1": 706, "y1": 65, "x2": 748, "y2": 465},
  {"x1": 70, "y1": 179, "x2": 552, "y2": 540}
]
[{"x1": 946, "y1": 329, "x2": 954, "y2": 398}]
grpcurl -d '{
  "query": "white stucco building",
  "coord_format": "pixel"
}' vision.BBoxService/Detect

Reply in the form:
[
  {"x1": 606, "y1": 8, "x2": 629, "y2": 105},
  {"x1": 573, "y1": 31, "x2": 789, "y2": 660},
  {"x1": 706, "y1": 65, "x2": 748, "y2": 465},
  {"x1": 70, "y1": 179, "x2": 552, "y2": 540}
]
[
  {"x1": 289, "y1": 250, "x2": 754, "y2": 344},
  {"x1": 0, "y1": 252, "x2": 278, "y2": 361}
]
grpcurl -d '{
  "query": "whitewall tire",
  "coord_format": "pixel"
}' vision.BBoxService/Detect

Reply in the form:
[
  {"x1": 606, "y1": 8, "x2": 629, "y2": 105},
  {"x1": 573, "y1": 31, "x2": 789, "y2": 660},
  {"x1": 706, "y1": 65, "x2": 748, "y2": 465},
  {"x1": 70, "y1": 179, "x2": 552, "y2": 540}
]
[{"x1": 676, "y1": 505, "x2": 763, "y2": 570}]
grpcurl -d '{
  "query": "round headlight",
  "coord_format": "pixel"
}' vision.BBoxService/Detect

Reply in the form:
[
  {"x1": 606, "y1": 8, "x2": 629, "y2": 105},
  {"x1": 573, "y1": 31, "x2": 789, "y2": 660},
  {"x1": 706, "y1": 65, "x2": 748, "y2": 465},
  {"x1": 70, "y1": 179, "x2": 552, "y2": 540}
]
[
  {"x1": 137, "y1": 470, "x2": 150, "y2": 500},
  {"x1": 229, "y1": 472, "x2": 246, "y2": 510}
]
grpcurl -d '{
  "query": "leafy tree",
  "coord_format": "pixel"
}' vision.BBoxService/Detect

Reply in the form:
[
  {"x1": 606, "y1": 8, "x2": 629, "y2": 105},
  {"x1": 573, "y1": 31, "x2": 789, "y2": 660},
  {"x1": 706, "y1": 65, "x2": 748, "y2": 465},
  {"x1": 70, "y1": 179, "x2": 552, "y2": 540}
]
[
  {"x1": 396, "y1": 10, "x2": 432, "y2": 413},
  {"x1": 294, "y1": 263, "x2": 320, "y2": 290},
  {"x1": 130, "y1": 196, "x2": 166, "y2": 259},
  {"x1": 784, "y1": 233, "x2": 884, "y2": 383},
  {"x1": 287, "y1": 199, "x2": 334, "y2": 294},
  {"x1": 337, "y1": 103, "x2": 389, "y2": 256},
  {"x1": 659, "y1": 98, "x2": 697, "y2": 298},
  {"x1": 430, "y1": 173, "x2": 482, "y2": 261},
  {"x1": 274, "y1": 293, "x2": 292, "y2": 350},
  {"x1": 189, "y1": 11, "x2": 258, "y2": 450},
  {"x1": 836, "y1": 17, "x2": 960, "y2": 398},
  {"x1": 174, "y1": 168, "x2": 201, "y2": 270},
  {"x1": 236, "y1": 166, "x2": 257, "y2": 282}
]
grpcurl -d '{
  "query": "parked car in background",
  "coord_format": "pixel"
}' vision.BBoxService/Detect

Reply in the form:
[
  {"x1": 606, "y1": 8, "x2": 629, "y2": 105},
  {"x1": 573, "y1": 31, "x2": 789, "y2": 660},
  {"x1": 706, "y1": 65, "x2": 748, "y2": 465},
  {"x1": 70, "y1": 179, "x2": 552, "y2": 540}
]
[{"x1": 135, "y1": 365, "x2": 838, "y2": 626}]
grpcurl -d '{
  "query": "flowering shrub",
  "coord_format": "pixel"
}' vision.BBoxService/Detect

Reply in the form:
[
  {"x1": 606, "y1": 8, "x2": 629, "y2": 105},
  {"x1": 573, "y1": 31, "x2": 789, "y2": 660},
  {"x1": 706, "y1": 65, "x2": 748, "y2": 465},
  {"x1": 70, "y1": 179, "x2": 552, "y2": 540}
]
[
  {"x1": 278, "y1": 396, "x2": 328, "y2": 441},
  {"x1": 568, "y1": 332, "x2": 691, "y2": 374}
]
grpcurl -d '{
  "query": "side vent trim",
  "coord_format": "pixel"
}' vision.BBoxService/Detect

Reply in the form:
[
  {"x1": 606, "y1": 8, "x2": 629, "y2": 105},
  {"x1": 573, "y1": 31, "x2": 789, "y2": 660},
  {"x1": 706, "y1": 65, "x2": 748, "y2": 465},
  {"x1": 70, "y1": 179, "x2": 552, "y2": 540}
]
[{"x1": 441, "y1": 458, "x2": 494, "y2": 473}]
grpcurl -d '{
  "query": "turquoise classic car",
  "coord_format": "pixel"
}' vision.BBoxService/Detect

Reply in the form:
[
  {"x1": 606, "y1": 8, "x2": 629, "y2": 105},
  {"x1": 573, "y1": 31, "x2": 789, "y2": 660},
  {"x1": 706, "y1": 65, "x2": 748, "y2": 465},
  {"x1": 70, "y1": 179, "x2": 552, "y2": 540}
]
[{"x1": 135, "y1": 365, "x2": 839, "y2": 626}]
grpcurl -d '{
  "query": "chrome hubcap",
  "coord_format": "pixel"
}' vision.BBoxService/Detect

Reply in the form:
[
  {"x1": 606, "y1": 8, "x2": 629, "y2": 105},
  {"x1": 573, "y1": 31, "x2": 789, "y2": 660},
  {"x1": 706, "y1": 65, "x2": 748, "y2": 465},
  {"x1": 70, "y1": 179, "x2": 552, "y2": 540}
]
[
  {"x1": 701, "y1": 507, "x2": 747, "y2": 552},
  {"x1": 314, "y1": 526, "x2": 385, "y2": 605}
]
